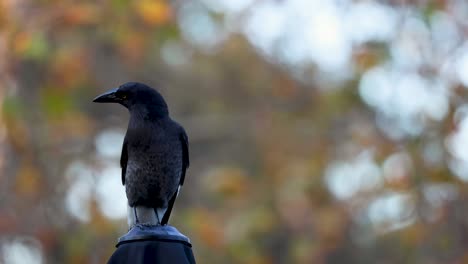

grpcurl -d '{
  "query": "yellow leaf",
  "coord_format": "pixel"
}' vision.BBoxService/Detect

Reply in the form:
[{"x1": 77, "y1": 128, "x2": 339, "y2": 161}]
[{"x1": 135, "y1": 0, "x2": 172, "y2": 26}]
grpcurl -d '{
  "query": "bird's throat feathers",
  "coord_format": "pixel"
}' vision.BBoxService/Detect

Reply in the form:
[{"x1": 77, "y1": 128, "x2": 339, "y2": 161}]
[{"x1": 128, "y1": 103, "x2": 169, "y2": 122}]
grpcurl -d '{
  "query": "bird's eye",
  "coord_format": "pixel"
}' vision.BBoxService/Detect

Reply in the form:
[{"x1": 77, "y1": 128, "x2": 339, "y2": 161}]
[{"x1": 122, "y1": 94, "x2": 127, "y2": 99}]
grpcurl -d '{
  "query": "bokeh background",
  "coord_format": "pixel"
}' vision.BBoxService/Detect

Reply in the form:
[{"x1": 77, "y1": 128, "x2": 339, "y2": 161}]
[{"x1": 0, "y1": 0, "x2": 468, "y2": 263}]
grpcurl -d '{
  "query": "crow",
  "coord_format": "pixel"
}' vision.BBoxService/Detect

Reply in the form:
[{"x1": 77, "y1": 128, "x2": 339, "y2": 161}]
[{"x1": 93, "y1": 82, "x2": 189, "y2": 227}]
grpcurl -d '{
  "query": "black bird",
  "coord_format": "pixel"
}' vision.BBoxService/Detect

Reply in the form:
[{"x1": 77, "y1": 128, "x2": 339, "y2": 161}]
[{"x1": 93, "y1": 82, "x2": 189, "y2": 226}]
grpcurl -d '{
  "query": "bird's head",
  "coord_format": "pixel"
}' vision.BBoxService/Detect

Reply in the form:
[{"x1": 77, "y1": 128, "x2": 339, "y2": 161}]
[{"x1": 93, "y1": 82, "x2": 169, "y2": 116}]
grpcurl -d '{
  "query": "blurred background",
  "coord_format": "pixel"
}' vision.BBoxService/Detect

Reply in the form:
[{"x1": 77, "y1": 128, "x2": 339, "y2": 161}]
[{"x1": 0, "y1": 0, "x2": 467, "y2": 263}]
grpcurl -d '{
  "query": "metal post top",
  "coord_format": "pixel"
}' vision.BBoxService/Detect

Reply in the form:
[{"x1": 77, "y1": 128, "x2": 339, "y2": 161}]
[{"x1": 117, "y1": 224, "x2": 191, "y2": 247}]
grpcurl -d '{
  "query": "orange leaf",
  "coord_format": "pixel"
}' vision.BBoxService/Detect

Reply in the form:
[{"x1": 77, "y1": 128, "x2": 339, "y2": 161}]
[
  {"x1": 15, "y1": 162, "x2": 42, "y2": 197},
  {"x1": 61, "y1": 4, "x2": 98, "y2": 25}
]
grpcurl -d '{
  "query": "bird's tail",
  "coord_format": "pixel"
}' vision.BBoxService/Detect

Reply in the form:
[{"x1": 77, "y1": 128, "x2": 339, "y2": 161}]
[
  {"x1": 160, "y1": 186, "x2": 180, "y2": 225},
  {"x1": 127, "y1": 205, "x2": 167, "y2": 228}
]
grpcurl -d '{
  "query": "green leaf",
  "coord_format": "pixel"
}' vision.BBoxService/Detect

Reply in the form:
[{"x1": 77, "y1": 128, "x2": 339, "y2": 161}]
[{"x1": 23, "y1": 32, "x2": 49, "y2": 60}]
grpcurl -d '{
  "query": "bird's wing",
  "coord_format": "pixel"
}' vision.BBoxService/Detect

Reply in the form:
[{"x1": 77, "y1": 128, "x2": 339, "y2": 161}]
[
  {"x1": 179, "y1": 129, "x2": 190, "y2": 185},
  {"x1": 120, "y1": 137, "x2": 128, "y2": 185},
  {"x1": 161, "y1": 129, "x2": 189, "y2": 225}
]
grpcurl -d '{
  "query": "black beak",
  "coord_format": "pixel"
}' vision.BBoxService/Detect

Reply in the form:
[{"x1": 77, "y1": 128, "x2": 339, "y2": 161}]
[{"x1": 93, "y1": 88, "x2": 119, "y2": 103}]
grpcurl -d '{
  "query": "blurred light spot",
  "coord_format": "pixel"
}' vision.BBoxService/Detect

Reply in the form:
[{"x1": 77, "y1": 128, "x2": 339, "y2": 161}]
[
  {"x1": 383, "y1": 152, "x2": 412, "y2": 184},
  {"x1": 2, "y1": 237, "x2": 43, "y2": 264},
  {"x1": 452, "y1": 0, "x2": 468, "y2": 21},
  {"x1": 455, "y1": 45, "x2": 468, "y2": 87},
  {"x1": 446, "y1": 105, "x2": 468, "y2": 162},
  {"x1": 390, "y1": 17, "x2": 430, "y2": 69},
  {"x1": 448, "y1": 159, "x2": 468, "y2": 181},
  {"x1": 345, "y1": 2, "x2": 397, "y2": 44},
  {"x1": 430, "y1": 12, "x2": 461, "y2": 56},
  {"x1": 375, "y1": 115, "x2": 423, "y2": 140},
  {"x1": 244, "y1": 0, "x2": 351, "y2": 72},
  {"x1": 422, "y1": 140, "x2": 444, "y2": 166},
  {"x1": 422, "y1": 183, "x2": 458, "y2": 222},
  {"x1": 367, "y1": 192, "x2": 415, "y2": 233},
  {"x1": 359, "y1": 64, "x2": 449, "y2": 138},
  {"x1": 446, "y1": 105, "x2": 468, "y2": 180},
  {"x1": 277, "y1": 34, "x2": 310, "y2": 67},
  {"x1": 95, "y1": 165, "x2": 127, "y2": 219},
  {"x1": 453, "y1": 104, "x2": 468, "y2": 124},
  {"x1": 303, "y1": 4, "x2": 350, "y2": 72},
  {"x1": 201, "y1": 0, "x2": 253, "y2": 13},
  {"x1": 423, "y1": 183, "x2": 457, "y2": 207},
  {"x1": 178, "y1": 2, "x2": 225, "y2": 49},
  {"x1": 243, "y1": 1, "x2": 286, "y2": 56},
  {"x1": 95, "y1": 129, "x2": 125, "y2": 158},
  {"x1": 161, "y1": 40, "x2": 192, "y2": 67},
  {"x1": 64, "y1": 161, "x2": 94, "y2": 222},
  {"x1": 359, "y1": 66, "x2": 392, "y2": 108},
  {"x1": 325, "y1": 151, "x2": 382, "y2": 200},
  {"x1": 424, "y1": 80, "x2": 450, "y2": 121}
]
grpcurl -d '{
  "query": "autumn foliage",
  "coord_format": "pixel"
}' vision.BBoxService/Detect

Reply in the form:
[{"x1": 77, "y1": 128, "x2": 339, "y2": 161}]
[{"x1": 0, "y1": 1, "x2": 468, "y2": 263}]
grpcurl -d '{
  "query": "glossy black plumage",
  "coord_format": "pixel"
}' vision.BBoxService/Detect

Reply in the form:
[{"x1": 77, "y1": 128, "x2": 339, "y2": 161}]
[{"x1": 94, "y1": 82, "x2": 189, "y2": 225}]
